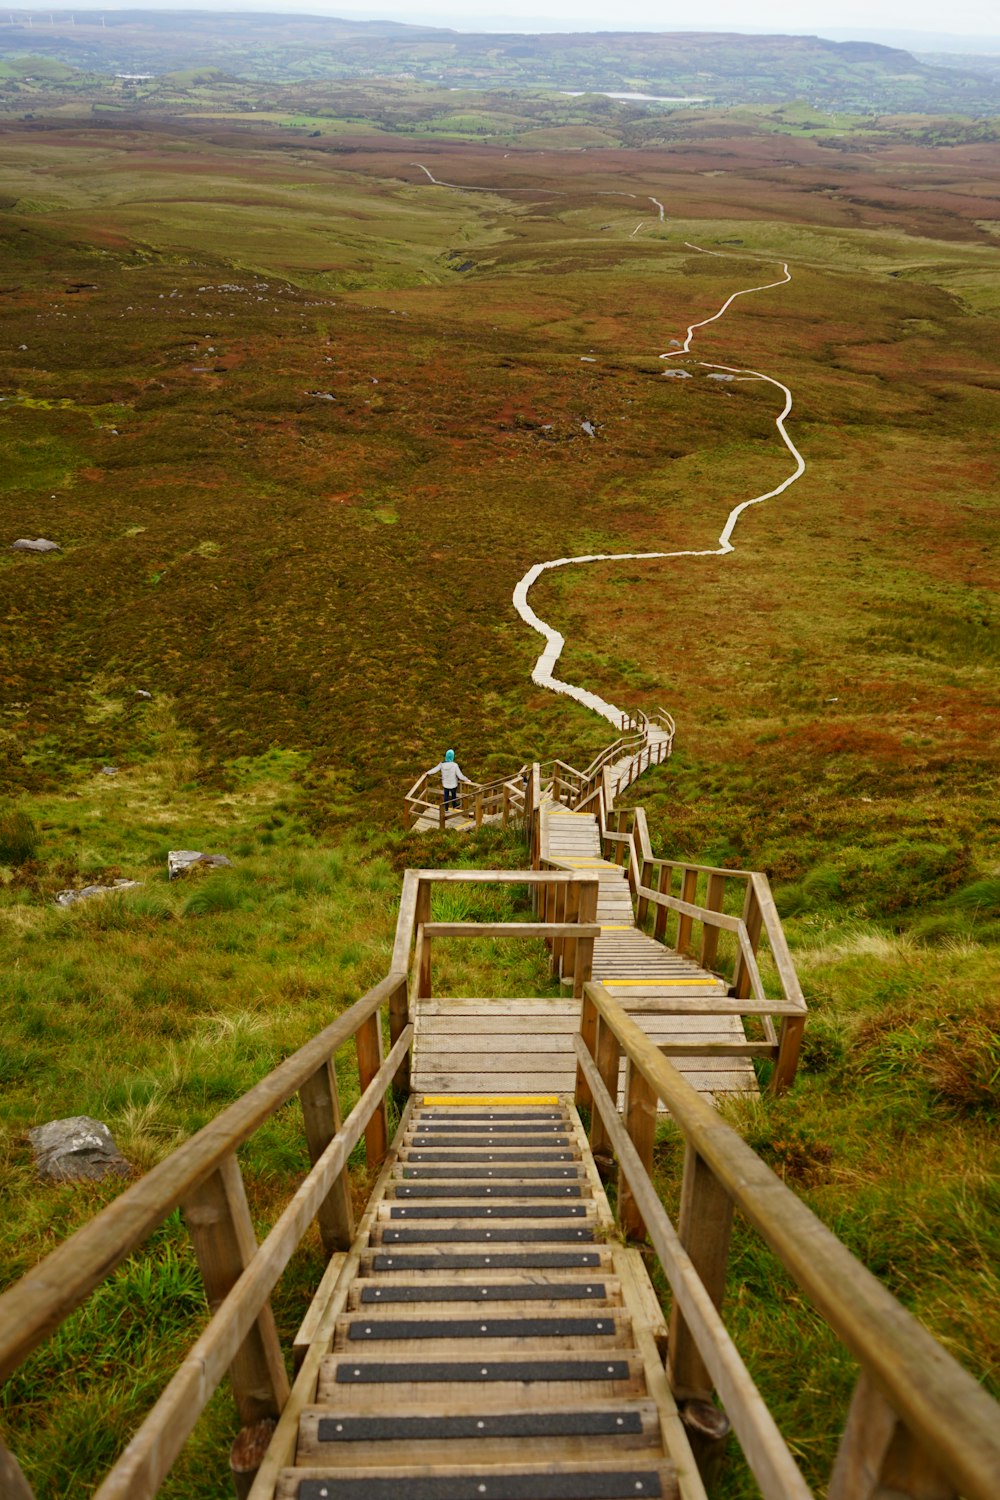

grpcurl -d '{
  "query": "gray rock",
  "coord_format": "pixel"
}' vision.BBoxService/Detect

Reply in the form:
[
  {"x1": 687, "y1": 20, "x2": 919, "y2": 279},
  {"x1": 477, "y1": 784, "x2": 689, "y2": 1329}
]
[
  {"x1": 661, "y1": 369, "x2": 692, "y2": 379},
  {"x1": 28, "y1": 1116, "x2": 131, "y2": 1183},
  {"x1": 100, "y1": 766, "x2": 118, "y2": 777},
  {"x1": 12, "y1": 538, "x2": 60, "y2": 553},
  {"x1": 54, "y1": 879, "x2": 142, "y2": 907},
  {"x1": 168, "y1": 849, "x2": 233, "y2": 880},
  {"x1": 581, "y1": 421, "x2": 596, "y2": 437},
  {"x1": 134, "y1": 689, "x2": 152, "y2": 701},
  {"x1": 706, "y1": 372, "x2": 735, "y2": 381}
]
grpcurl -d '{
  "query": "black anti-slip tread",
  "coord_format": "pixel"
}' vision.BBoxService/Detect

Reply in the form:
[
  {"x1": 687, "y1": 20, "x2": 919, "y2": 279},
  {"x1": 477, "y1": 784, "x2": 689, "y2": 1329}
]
[
  {"x1": 410, "y1": 1138, "x2": 572, "y2": 1149},
  {"x1": 333, "y1": 1357, "x2": 634, "y2": 1384},
  {"x1": 315, "y1": 1409, "x2": 643, "y2": 1442},
  {"x1": 358, "y1": 1282, "x2": 608, "y2": 1303},
  {"x1": 345, "y1": 1316, "x2": 619, "y2": 1341},
  {"x1": 409, "y1": 1124, "x2": 568, "y2": 1135},
  {"x1": 395, "y1": 1184, "x2": 583, "y2": 1199},
  {"x1": 389, "y1": 1204, "x2": 586, "y2": 1219},
  {"x1": 380, "y1": 1227, "x2": 595, "y2": 1243},
  {"x1": 401, "y1": 1167, "x2": 582, "y2": 1179},
  {"x1": 417, "y1": 1112, "x2": 565, "y2": 1122},
  {"x1": 405, "y1": 1152, "x2": 576, "y2": 1163},
  {"x1": 296, "y1": 1472, "x2": 664, "y2": 1500},
  {"x1": 370, "y1": 1251, "x2": 603, "y2": 1270}
]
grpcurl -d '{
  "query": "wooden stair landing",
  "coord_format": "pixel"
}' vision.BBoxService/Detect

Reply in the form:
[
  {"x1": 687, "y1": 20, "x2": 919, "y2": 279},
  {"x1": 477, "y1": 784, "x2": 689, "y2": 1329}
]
[{"x1": 267, "y1": 1099, "x2": 702, "y2": 1500}]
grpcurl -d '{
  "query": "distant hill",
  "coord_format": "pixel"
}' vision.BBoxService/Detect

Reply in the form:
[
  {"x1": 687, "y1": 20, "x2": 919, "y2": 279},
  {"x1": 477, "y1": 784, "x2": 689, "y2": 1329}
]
[{"x1": 0, "y1": 13, "x2": 998, "y2": 112}]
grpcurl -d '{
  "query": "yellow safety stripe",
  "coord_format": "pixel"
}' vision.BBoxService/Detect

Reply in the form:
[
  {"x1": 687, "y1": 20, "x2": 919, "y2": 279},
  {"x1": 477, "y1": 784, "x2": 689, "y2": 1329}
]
[{"x1": 602, "y1": 978, "x2": 721, "y2": 987}]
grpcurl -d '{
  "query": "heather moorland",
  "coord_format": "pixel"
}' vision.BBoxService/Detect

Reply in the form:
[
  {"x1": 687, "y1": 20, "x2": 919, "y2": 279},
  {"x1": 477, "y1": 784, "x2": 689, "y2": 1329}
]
[{"x1": 0, "y1": 75, "x2": 998, "y2": 1496}]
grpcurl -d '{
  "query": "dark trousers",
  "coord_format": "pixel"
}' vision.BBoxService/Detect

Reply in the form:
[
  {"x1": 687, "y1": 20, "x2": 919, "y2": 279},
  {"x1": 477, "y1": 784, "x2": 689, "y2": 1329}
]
[{"x1": 443, "y1": 785, "x2": 458, "y2": 811}]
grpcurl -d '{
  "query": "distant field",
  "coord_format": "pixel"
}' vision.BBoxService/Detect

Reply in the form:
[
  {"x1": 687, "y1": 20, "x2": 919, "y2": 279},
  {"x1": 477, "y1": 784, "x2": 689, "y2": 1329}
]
[{"x1": 0, "y1": 92, "x2": 998, "y2": 1497}]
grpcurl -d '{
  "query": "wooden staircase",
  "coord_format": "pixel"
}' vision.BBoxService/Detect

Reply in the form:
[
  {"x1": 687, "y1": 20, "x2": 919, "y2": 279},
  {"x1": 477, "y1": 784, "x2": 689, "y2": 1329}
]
[{"x1": 271, "y1": 1098, "x2": 696, "y2": 1500}]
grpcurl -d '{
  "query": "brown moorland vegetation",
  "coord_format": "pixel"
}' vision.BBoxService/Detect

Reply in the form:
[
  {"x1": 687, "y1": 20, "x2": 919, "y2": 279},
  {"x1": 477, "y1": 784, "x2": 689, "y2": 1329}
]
[{"x1": 0, "y1": 100, "x2": 998, "y2": 1496}]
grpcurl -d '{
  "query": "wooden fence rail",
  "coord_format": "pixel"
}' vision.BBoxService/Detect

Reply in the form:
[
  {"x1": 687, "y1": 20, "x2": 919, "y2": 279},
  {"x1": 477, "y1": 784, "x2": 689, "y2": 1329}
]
[
  {"x1": 0, "y1": 971, "x2": 410, "y2": 1498},
  {"x1": 575, "y1": 981, "x2": 1000, "y2": 1500}
]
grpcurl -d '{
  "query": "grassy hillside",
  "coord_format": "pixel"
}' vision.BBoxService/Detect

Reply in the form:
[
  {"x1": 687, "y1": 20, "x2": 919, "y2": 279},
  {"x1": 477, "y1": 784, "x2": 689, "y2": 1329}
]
[{"x1": 0, "y1": 98, "x2": 998, "y2": 1494}]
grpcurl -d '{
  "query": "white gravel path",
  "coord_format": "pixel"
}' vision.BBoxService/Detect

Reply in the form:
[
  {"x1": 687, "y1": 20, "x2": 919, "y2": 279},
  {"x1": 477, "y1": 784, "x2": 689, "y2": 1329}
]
[{"x1": 410, "y1": 163, "x2": 805, "y2": 729}]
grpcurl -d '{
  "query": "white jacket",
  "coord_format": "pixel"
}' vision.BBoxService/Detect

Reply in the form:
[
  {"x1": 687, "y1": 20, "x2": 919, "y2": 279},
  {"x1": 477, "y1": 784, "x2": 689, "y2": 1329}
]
[{"x1": 429, "y1": 760, "x2": 472, "y2": 789}]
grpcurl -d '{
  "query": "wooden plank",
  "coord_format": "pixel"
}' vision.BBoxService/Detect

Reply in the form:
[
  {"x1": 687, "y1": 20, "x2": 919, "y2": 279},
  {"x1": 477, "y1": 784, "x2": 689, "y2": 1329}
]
[
  {"x1": 421, "y1": 923, "x2": 601, "y2": 939},
  {"x1": 299, "y1": 1062, "x2": 354, "y2": 1255},
  {"x1": 574, "y1": 1040, "x2": 812, "y2": 1500},
  {"x1": 246, "y1": 1098, "x2": 418, "y2": 1500},
  {"x1": 294, "y1": 1405, "x2": 664, "y2": 1466},
  {"x1": 0, "y1": 1443, "x2": 33, "y2": 1500},
  {"x1": 827, "y1": 1370, "x2": 955, "y2": 1500},
  {"x1": 357, "y1": 1012, "x2": 389, "y2": 1170},
  {"x1": 94, "y1": 1029, "x2": 413, "y2": 1500},
  {"x1": 293, "y1": 1253, "x2": 347, "y2": 1366},
  {"x1": 668, "y1": 1145, "x2": 735, "y2": 1404},
  {"x1": 181, "y1": 1153, "x2": 290, "y2": 1427},
  {"x1": 580, "y1": 993, "x2": 1000, "y2": 1498}
]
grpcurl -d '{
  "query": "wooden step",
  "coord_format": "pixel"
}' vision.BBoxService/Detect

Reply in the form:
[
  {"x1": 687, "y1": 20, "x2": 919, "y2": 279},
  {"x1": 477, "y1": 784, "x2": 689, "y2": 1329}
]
[
  {"x1": 397, "y1": 1165, "x2": 587, "y2": 1180},
  {"x1": 388, "y1": 1181, "x2": 586, "y2": 1200},
  {"x1": 333, "y1": 1308, "x2": 632, "y2": 1353},
  {"x1": 276, "y1": 1457, "x2": 678, "y2": 1499},
  {"x1": 317, "y1": 1350, "x2": 649, "y2": 1406},
  {"x1": 295, "y1": 1399, "x2": 663, "y2": 1467},
  {"x1": 371, "y1": 1223, "x2": 598, "y2": 1245},
  {"x1": 361, "y1": 1247, "x2": 612, "y2": 1273},
  {"x1": 349, "y1": 1275, "x2": 621, "y2": 1308}
]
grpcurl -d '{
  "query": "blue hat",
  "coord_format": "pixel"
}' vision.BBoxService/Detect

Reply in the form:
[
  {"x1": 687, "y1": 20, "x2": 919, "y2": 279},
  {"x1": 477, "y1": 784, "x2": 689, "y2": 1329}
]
[{"x1": 445, "y1": 749, "x2": 455, "y2": 761}]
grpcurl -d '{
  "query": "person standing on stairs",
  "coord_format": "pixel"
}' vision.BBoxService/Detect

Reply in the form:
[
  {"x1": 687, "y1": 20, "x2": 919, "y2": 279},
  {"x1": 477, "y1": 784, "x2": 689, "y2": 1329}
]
[{"x1": 428, "y1": 748, "x2": 475, "y2": 819}]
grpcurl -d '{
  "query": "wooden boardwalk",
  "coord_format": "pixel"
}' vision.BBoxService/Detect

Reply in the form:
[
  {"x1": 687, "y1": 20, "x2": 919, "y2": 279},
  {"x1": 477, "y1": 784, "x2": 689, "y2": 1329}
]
[
  {"x1": 266, "y1": 1097, "x2": 695, "y2": 1500},
  {"x1": 412, "y1": 771, "x2": 757, "y2": 1101}
]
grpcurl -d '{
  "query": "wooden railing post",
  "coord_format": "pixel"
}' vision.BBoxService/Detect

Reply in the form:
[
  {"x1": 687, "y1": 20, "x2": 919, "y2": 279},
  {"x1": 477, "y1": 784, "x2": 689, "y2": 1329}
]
[
  {"x1": 667, "y1": 1143, "x2": 735, "y2": 1403},
  {"x1": 772, "y1": 1014, "x2": 805, "y2": 1095},
  {"x1": 475, "y1": 792, "x2": 483, "y2": 828},
  {"x1": 550, "y1": 882, "x2": 566, "y2": 978},
  {"x1": 614, "y1": 810, "x2": 628, "y2": 865},
  {"x1": 576, "y1": 992, "x2": 598, "y2": 1111},
  {"x1": 389, "y1": 974, "x2": 411, "y2": 1098},
  {"x1": 574, "y1": 880, "x2": 598, "y2": 999},
  {"x1": 356, "y1": 1010, "x2": 388, "y2": 1169},
  {"x1": 181, "y1": 1153, "x2": 290, "y2": 1427},
  {"x1": 619, "y1": 1059, "x2": 657, "y2": 1242},
  {"x1": 701, "y1": 872, "x2": 726, "y2": 970},
  {"x1": 0, "y1": 1441, "x2": 33, "y2": 1500},
  {"x1": 502, "y1": 783, "x2": 510, "y2": 828},
  {"x1": 416, "y1": 878, "x2": 432, "y2": 1000},
  {"x1": 590, "y1": 1017, "x2": 621, "y2": 1161},
  {"x1": 653, "y1": 863, "x2": 671, "y2": 943},
  {"x1": 299, "y1": 1059, "x2": 355, "y2": 1254},
  {"x1": 676, "y1": 867, "x2": 699, "y2": 954},
  {"x1": 732, "y1": 881, "x2": 763, "y2": 999},
  {"x1": 828, "y1": 1369, "x2": 956, "y2": 1500},
  {"x1": 563, "y1": 877, "x2": 580, "y2": 982}
]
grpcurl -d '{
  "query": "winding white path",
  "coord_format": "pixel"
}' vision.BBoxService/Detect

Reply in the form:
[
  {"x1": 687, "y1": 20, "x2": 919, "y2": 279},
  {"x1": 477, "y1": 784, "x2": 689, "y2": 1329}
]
[{"x1": 411, "y1": 162, "x2": 806, "y2": 728}]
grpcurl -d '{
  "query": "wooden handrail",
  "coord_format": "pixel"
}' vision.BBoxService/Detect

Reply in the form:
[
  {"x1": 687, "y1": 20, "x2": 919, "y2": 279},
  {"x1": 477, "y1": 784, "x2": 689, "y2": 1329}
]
[
  {"x1": 577, "y1": 983, "x2": 1000, "y2": 1500},
  {"x1": 0, "y1": 971, "x2": 406, "y2": 1386},
  {"x1": 92, "y1": 1025, "x2": 413, "y2": 1499}
]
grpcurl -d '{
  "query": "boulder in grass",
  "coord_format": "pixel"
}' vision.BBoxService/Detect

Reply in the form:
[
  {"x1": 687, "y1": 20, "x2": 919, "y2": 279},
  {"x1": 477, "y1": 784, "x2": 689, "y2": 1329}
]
[
  {"x1": 134, "y1": 689, "x2": 152, "y2": 701},
  {"x1": 11, "y1": 538, "x2": 60, "y2": 553},
  {"x1": 168, "y1": 849, "x2": 233, "y2": 881},
  {"x1": 28, "y1": 1116, "x2": 131, "y2": 1183},
  {"x1": 54, "y1": 879, "x2": 142, "y2": 907}
]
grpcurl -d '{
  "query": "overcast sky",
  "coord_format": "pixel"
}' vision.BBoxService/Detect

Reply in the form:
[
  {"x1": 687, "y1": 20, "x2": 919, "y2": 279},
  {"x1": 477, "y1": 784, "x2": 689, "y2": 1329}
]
[{"x1": 16, "y1": 0, "x2": 1000, "y2": 47}]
